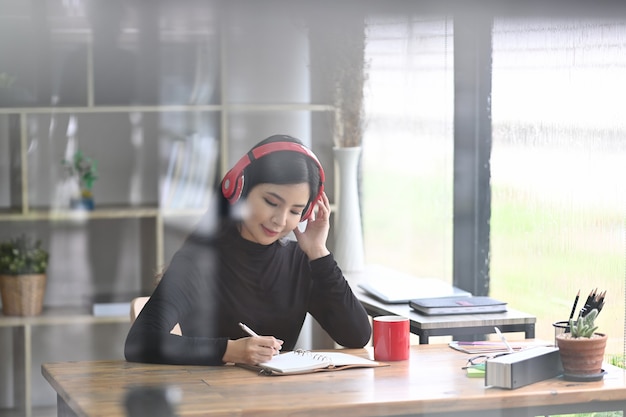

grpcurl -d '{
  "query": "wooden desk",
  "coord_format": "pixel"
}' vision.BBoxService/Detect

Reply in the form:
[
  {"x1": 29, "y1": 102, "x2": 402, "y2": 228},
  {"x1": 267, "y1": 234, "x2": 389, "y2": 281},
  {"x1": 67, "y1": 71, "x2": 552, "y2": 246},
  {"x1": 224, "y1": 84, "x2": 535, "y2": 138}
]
[
  {"x1": 345, "y1": 267, "x2": 536, "y2": 344},
  {"x1": 42, "y1": 344, "x2": 626, "y2": 417}
]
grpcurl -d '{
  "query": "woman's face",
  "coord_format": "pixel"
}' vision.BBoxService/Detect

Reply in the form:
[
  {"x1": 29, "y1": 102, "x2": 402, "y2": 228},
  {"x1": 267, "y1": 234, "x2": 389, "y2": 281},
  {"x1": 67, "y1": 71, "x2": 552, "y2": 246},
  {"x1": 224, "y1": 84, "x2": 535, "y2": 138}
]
[{"x1": 239, "y1": 182, "x2": 310, "y2": 245}]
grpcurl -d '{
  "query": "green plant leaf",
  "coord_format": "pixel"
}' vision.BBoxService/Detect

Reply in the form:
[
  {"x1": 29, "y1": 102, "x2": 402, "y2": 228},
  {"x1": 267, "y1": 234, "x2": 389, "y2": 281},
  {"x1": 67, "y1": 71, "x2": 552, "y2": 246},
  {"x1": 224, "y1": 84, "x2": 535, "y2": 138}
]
[{"x1": 0, "y1": 234, "x2": 49, "y2": 275}]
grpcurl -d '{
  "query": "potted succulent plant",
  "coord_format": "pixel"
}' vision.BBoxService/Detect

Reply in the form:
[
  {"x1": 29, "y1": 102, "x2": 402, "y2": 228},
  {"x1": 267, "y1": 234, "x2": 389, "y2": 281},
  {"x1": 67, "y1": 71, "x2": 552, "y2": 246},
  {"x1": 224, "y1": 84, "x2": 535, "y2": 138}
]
[
  {"x1": 62, "y1": 150, "x2": 98, "y2": 210},
  {"x1": 0, "y1": 234, "x2": 49, "y2": 316},
  {"x1": 556, "y1": 308, "x2": 607, "y2": 380}
]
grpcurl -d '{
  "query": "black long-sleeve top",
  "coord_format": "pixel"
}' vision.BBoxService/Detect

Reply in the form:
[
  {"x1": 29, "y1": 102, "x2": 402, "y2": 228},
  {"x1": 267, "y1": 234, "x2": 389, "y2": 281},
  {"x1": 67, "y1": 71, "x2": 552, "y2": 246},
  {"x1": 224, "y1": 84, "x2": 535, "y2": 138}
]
[{"x1": 124, "y1": 223, "x2": 371, "y2": 365}]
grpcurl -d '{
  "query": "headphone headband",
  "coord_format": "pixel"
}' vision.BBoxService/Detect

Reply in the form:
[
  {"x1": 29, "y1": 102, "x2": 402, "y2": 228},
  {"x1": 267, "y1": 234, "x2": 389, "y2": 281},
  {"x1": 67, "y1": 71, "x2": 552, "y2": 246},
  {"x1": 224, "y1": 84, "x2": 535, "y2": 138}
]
[{"x1": 221, "y1": 141, "x2": 325, "y2": 221}]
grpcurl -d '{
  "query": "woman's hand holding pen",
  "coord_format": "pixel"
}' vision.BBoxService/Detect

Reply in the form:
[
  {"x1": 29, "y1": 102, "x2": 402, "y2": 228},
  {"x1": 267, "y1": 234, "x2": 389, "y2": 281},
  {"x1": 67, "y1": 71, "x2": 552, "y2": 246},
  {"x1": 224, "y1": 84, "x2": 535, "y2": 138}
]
[
  {"x1": 293, "y1": 191, "x2": 331, "y2": 260},
  {"x1": 222, "y1": 323, "x2": 283, "y2": 365},
  {"x1": 223, "y1": 335, "x2": 283, "y2": 365}
]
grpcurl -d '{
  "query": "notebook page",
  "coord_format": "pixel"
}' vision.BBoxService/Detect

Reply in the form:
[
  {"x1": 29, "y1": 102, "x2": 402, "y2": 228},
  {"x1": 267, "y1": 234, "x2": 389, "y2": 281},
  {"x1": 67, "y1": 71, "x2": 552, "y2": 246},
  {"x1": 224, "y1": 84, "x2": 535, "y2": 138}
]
[
  {"x1": 321, "y1": 351, "x2": 380, "y2": 367},
  {"x1": 259, "y1": 351, "x2": 331, "y2": 373}
]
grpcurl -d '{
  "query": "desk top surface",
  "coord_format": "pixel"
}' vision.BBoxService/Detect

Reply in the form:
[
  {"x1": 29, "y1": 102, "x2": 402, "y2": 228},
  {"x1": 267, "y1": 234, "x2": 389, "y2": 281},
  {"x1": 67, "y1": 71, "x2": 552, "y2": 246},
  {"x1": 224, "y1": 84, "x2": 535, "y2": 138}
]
[
  {"x1": 345, "y1": 266, "x2": 536, "y2": 329},
  {"x1": 42, "y1": 344, "x2": 625, "y2": 417}
]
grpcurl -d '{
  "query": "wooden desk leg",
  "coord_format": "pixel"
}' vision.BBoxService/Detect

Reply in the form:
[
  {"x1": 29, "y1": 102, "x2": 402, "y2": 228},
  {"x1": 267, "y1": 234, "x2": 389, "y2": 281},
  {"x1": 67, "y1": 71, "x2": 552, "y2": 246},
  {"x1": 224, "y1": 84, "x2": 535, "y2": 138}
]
[
  {"x1": 57, "y1": 394, "x2": 79, "y2": 417},
  {"x1": 525, "y1": 323, "x2": 535, "y2": 339},
  {"x1": 419, "y1": 331, "x2": 429, "y2": 344}
]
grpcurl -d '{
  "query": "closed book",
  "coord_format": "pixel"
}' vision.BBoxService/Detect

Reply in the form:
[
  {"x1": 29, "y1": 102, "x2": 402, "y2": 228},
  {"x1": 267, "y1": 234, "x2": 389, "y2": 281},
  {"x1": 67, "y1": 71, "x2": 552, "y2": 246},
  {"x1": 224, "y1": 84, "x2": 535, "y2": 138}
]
[
  {"x1": 409, "y1": 296, "x2": 507, "y2": 315},
  {"x1": 485, "y1": 346, "x2": 563, "y2": 389}
]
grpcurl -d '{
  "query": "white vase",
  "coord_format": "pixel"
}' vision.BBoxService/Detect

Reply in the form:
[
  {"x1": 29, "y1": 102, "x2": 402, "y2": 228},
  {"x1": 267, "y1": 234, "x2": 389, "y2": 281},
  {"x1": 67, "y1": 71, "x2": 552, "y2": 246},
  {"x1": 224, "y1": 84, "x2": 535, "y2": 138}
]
[{"x1": 333, "y1": 146, "x2": 364, "y2": 272}]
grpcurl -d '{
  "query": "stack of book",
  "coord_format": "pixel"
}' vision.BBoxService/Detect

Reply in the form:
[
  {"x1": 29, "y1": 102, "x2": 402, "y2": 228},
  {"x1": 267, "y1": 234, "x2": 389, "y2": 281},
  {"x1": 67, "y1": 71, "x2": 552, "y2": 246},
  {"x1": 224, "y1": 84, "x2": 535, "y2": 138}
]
[{"x1": 161, "y1": 135, "x2": 218, "y2": 210}]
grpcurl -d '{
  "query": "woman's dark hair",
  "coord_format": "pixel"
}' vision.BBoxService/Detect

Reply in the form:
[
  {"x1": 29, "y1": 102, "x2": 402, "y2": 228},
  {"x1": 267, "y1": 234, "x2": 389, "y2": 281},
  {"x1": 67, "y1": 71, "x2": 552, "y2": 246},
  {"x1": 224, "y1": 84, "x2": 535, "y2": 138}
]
[{"x1": 218, "y1": 134, "x2": 322, "y2": 220}]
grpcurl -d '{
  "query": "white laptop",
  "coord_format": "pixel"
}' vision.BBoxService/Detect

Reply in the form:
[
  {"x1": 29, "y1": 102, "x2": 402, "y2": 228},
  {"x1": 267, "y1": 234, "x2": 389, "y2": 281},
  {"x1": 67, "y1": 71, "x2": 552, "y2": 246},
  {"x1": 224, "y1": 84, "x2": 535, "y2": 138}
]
[{"x1": 356, "y1": 265, "x2": 471, "y2": 304}]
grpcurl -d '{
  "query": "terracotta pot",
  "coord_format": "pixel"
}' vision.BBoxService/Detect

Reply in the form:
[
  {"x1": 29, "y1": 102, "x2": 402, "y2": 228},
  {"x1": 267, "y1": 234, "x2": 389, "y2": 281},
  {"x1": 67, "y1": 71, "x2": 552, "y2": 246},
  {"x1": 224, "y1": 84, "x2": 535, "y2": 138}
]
[
  {"x1": 556, "y1": 332, "x2": 607, "y2": 376},
  {"x1": 0, "y1": 274, "x2": 47, "y2": 316}
]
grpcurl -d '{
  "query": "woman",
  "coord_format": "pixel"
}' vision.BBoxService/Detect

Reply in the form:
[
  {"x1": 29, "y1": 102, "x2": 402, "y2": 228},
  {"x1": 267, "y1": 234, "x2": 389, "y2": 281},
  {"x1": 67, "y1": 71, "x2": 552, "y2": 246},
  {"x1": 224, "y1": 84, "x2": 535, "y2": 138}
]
[{"x1": 124, "y1": 134, "x2": 371, "y2": 366}]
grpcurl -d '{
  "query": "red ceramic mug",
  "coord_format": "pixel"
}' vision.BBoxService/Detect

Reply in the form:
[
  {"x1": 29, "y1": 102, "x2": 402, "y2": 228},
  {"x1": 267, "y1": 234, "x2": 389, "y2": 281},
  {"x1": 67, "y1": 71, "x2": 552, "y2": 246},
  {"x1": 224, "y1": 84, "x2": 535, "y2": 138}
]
[{"x1": 373, "y1": 315, "x2": 410, "y2": 361}]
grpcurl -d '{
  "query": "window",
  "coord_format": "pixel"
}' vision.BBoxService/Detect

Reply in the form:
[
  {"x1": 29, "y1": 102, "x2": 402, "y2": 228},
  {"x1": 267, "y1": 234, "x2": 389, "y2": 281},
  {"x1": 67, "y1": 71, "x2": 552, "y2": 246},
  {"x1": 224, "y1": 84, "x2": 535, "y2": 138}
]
[
  {"x1": 362, "y1": 15, "x2": 454, "y2": 281},
  {"x1": 363, "y1": 13, "x2": 626, "y2": 356},
  {"x1": 491, "y1": 17, "x2": 626, "y2": 354}
]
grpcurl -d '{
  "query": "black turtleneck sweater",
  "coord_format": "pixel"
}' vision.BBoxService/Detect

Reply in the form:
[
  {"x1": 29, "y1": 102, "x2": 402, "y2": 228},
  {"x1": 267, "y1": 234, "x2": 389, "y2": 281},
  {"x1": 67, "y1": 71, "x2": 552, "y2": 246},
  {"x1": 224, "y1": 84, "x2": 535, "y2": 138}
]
[{"x1": 124, "y1": 223, "x2": 371, "y2": 365}]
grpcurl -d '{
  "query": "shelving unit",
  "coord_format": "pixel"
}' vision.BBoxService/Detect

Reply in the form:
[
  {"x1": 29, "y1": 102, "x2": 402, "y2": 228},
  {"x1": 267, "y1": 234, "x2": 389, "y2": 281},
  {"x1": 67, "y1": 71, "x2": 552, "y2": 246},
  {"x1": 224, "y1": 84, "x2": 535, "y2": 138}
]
[{"x1": 0, "y1": 3, "x2": 342, "y2": 415}]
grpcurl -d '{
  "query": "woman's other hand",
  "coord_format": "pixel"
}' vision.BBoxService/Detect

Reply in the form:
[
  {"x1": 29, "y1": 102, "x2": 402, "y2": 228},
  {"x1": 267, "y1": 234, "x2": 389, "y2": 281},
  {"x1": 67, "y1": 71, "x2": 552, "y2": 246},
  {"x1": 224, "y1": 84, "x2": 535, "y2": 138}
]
[{"x1": 293, "y1": 192, "x2": 331, "y2": 260}]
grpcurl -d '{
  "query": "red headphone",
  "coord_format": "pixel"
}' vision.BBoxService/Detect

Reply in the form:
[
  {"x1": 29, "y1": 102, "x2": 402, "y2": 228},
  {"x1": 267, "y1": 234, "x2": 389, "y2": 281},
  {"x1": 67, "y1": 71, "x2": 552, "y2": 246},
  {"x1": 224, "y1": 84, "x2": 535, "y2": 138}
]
[{"x1": 221, "y1": 141, "x2": 325, "y2": 221}]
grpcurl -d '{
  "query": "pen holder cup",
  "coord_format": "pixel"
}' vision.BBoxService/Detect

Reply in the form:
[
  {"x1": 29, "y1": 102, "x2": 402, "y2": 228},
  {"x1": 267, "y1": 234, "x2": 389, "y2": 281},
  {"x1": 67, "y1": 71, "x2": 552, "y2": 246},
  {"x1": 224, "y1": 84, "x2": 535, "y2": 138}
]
[{"x1": 552, "y1": 320, "x2": 571, "y2": 345}]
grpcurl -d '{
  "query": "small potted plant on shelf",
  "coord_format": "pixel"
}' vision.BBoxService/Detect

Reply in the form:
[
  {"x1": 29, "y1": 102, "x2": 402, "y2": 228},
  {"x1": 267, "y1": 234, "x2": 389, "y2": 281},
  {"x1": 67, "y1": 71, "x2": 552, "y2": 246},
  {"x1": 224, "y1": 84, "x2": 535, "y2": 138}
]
[
  {"x1": 556, "y1": 308, "x2": 607, "y2": 380},
  {"x1": 0, "y1": 234, "x2": 49, "y2": 316},
  {"x1": 62, "y1": 150, "x2": 98, "y2": 210}
]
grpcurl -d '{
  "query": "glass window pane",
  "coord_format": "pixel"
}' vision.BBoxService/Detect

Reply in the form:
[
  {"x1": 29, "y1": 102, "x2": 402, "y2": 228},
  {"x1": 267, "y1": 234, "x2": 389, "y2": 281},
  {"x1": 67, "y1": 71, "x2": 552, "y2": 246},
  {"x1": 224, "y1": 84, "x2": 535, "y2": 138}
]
[
  {"x1": 492, "y1": 17, "x2": 626, "y2": 355},
  {"x1": 362, "y1": 16, "x2": 454, "y2": 281}
]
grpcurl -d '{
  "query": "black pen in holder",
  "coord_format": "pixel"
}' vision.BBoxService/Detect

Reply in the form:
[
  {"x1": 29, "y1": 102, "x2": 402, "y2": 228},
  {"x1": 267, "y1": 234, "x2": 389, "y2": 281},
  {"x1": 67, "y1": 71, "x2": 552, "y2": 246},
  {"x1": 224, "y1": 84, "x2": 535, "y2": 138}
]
[{"x1": 552, "y1": 320, "x2": 571, "y2": 346}]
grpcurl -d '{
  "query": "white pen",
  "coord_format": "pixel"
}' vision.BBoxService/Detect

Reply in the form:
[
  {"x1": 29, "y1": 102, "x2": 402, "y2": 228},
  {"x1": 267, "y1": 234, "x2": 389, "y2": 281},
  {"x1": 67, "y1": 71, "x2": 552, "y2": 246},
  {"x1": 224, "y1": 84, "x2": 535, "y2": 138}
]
[
  {"x1": 238, "y1": 322, "x2": 260, "y2": 337},
  {"x1": 494, "y1": 326, "x2": 514, "y2": 353}
]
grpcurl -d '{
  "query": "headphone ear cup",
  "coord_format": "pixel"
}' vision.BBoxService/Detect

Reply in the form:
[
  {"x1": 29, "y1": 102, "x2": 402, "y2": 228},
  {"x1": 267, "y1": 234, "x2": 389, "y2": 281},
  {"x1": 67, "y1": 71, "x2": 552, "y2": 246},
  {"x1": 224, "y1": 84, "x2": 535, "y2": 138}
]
[
  {"x1": 221, "y1": 169, "x2": 244, "y2": 203},
  {"x1": 300, "y1": 184, "x2": 324, "y2": 222}
]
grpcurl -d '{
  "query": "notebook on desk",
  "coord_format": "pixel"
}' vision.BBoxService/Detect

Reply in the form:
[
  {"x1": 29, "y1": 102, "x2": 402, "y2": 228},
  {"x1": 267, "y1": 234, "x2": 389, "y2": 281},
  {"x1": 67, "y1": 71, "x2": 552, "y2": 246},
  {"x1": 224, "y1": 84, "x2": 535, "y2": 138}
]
[
  {"x1": 237, "y1": 349, "x2": 387, "y2": 375},
  {"x1": 357, "y1": 267, "x2": 471, "y2": 304}
]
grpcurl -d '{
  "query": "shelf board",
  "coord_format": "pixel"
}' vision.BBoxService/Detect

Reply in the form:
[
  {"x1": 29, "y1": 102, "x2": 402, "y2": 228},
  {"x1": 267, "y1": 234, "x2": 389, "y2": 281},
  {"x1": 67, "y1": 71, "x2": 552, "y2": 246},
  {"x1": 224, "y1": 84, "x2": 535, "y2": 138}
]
[
  {"x1": 0, "y1": 103, "x2": 334, "y2": 114},
  {"x1": 0, "y1": 306, "x2": 129, "y2": 327},
  {"x1": 0, "y1": 205, "x2": 215, "y2": 221},
  {"x1": 225, "y1": 103, "x2": 334, "y2": 112},
  {"x1": 0, "y1": 206, "x2": 160, "y2": 221},
  {"x1": 0, "y1": 206, "x2": 335, "y2": 223},
  {"x1": 0, "y1": 105, "x2": 222, "y2": 114}
]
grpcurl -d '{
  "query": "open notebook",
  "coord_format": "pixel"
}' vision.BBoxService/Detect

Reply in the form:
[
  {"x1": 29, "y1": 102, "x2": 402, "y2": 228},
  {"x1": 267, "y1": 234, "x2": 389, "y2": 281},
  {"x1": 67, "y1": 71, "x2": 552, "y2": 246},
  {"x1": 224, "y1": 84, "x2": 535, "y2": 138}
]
[{"x1": 239, "y1": 349, "x2": 387, "y2": 375}]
